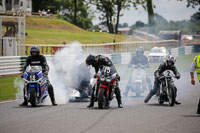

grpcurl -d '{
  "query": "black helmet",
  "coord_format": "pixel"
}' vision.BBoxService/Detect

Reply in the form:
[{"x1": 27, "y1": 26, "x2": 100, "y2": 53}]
[
  {"x1": 136, "y1": 46, "x2": 144, "y2": 55},
  {"x1": 30, "y1": 46, "x2": 40, "y2": 55},
  {"x1": 166, "y1": 55, "x2": 176, "y2": 65},
  {"x1": 86, "y1": 55, "x2": 95, "y2": 65}
]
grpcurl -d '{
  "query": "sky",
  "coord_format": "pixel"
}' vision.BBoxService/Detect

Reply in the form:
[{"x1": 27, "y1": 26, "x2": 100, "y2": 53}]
[{"x1": 91, "y1": 0, "x2": 199, "y2": 26}]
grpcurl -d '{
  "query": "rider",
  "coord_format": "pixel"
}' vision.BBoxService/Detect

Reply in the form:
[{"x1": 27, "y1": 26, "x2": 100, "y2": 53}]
[
  {"x1": 20, "y1": 46, "x2": 57, "y2": 106},
  {"x1": 86, "y1": 54, "x2": 123, "y2": 108},
  {"x1": 144, "y1": 55, "x2": 181, "y2": 104},
  {"x1": 123, "y1": 47, "x2": 152, "y2": 97}
]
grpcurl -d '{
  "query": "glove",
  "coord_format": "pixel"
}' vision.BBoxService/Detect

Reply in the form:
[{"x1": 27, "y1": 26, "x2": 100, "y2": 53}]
[
  {"x1": 191, "y1": 78, "x2": 195, "y2": 85},
  {"x1": 43, "y1": 71, "x2": 48, "y2": 76},
  {"x1": 175, "y1": 75, "x2": 180, "y2": 79},
  {"x1": 117, "y1": 75, "x2": 120, "y2": 81}
]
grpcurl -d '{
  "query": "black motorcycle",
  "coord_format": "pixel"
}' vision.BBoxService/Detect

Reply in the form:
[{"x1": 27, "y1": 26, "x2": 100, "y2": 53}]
[{"x1": 158, "y1": 71, "x2": 177, "y2": 106}]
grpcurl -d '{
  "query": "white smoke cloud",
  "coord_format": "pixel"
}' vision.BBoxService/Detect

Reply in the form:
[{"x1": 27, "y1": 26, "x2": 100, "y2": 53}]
[
  {"x1": 14, "y1": 78, "x2": 24, "y2": 104},
  {"x1": 48, "y1": 42, "x2": 91, "y2": 104}
]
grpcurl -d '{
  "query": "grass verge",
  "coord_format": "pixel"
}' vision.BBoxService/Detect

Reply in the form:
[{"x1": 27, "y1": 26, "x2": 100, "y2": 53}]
[{"x1": 0, "y1": 75, "x2": 20, "y2": 102}]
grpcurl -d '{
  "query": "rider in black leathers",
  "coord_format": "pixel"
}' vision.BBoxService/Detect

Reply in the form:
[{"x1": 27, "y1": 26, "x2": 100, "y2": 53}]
[
  {"x1": 86, "y1": 54, "x2": 123, "y2": 108},
  {"x1": 123, "y1": 47, "x2": 152, "y2": 97},
  {"x1": 144, "y1": 55, "x2": 181, "y2": 104},
  {"x1": 20, "y1": 46, "x2": 57, "y2": 106}
]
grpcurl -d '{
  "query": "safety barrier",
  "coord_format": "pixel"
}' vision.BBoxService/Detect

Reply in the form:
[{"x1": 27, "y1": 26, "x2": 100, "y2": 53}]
[
  {"x1": 24, "y1": 40, "x2": 178, "y2": 55},
  {"x1": 0, "y1": 46, "x2": 195, "y2": 76}
]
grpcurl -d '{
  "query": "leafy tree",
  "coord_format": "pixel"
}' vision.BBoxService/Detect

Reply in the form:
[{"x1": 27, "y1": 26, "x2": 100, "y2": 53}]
[
  {"x1": 135, "y1": 21, "x2": 145, "y2": 28},
  {"x1": 89, "y1": 0, "x2": 141, "y2": 34},
  {"x1": 59, "y1": 0, "x2": 93, "y2": 29}
]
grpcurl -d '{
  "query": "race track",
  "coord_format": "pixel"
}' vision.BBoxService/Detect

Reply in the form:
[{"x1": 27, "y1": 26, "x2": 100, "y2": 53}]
[{"x1": 0, "y1": 72, "x2": 200, "y2": 133}]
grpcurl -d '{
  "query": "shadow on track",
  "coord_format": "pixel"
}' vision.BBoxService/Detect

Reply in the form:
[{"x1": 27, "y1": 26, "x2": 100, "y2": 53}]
[
  {"x1": 13, "y1": 105, "x2": 54, "y2": 108},
  {"x1": 181, "y1": 115, "x2": 200, "y2": 117},
  {"x1": 146, "y1": 103, "x2": 171, "y2": 107}
]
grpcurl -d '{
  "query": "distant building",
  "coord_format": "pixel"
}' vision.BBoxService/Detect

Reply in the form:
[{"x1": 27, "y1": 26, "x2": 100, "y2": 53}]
[{"x1": 0, "y1": 0, "x2": 32, "y2": 15}]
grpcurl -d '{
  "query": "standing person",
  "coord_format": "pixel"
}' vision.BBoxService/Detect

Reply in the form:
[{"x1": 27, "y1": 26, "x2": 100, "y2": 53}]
[
  {"x1": 144, "y1": 55, "x2": 181, "y2": 104},
  {"x1": 190, "y1": 54, "x2": 200, "y2": 114},
  {"x1": 20, "y1": 46, "x2": 57, "y2": 106},
  {"x1": 86, "y1": 54, "x2": 123, "y2": 108}
]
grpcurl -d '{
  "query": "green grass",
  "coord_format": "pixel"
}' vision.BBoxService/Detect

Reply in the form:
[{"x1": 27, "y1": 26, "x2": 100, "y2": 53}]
[
  {"x1": 25, "y1": 17, "x2": 141, "y2": 44},
  {"x1": 0, "y1": 76, "x2": 20, "y2": 101},
  {"x1": 26, "y1": 28, "x2": 139, "y2": 44}
]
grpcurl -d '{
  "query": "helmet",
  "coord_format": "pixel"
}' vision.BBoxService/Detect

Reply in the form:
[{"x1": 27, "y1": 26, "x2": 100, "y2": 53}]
[
  {"x1": 30, "y1": 46, "x2": 40, "y2": 55},
  {"x1": 166, "y1": 55, "x2": 176, "y2": 65},
  {"x1": 86, "y1": 55, "x2": 95, "y2": 65},
  {"x1": 136, "y1": 47, "x2": 144, "y2": 56}
]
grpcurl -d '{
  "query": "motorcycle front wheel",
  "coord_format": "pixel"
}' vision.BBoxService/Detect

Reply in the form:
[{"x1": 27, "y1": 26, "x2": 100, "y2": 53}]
[
  {"x1": 30, "y1": 87, "x2": 37, "y2": 107},
  {"x1": 98, "y1": 88, "x2": 106, "y2": 109},
  {"x1": 167, "y1": 85, "x2": 175, "y2": 106}
]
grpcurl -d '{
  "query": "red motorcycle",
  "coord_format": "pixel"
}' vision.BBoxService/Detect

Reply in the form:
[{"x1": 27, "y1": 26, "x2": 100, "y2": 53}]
[{"x1": 94, "y1": 66, "x2": 117, "y2": 109}]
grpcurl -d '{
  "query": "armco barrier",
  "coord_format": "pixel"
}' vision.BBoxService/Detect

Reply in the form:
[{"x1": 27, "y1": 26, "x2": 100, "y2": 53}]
[
  {"x1": 0, "y1": 46, "x2": 196, "y2": 76},
  {"x1": 25, "y1": 40, "x2": 178, "y2": 55},
  {"x1": 0, "y1": 56, "x2": 22, "y2": 76}
]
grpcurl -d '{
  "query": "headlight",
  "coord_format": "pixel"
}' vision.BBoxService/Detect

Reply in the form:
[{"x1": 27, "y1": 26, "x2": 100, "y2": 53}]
[
  {"x1": 106, "y1": 78, "x2": 112, "y2": 82},
  {"x1": 100, "y1": 76, "x2": 105, "y2": 81}
]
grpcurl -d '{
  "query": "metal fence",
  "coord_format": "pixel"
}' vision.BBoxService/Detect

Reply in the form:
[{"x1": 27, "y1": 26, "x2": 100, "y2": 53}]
[{"x1": 0, "y1": 56, "x2": 23, "y2": 76}]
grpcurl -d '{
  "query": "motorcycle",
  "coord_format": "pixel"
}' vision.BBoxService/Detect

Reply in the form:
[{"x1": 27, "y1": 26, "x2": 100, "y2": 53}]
[
  {"x1": 94, "y1": 66, "x2": 117, "y2": 109},
  {"x1": 68, "y1": 80, "x2": 92, "y2": 102},
  {"x1": 23, "y1": 66, "x2": 49, "y2": 107},
  {"x1": 129, "y1": 63, "x2": 147, "y2": 97},
  {"x1": 68, "y1": 63, "x2": 92, "y2": 102},
  {"x1": 158, "y1": 71, "x2": 177, "y2": 106}
]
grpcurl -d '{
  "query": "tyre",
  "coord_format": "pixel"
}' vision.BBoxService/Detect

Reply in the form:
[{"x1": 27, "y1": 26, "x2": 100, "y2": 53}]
[
  {"x1": 158, "y1": 98, "x2": 164, "y2": 104},
  {"x1": 98, "y1": 88, "x2": 106, "y2": 109},
  {"x1": 135, "y1": 83, "x2": 141, "y2": 97},
  {"x1": 30, "y1": 87, "x2": 36, "y2": 107},
  {"x1": 167, "y1": 84, "x2": 175, "y2": 106}
]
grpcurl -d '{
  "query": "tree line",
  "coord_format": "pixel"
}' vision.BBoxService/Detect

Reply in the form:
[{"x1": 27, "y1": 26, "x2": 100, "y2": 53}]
[{"x1": 32, "y1": 0, "x2": 200, "y2": 34}]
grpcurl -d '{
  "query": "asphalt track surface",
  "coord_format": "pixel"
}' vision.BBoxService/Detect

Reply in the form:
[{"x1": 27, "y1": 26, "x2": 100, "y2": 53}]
[{"x1": 0, "y1": 73, "x2": 200, "y2": 133}]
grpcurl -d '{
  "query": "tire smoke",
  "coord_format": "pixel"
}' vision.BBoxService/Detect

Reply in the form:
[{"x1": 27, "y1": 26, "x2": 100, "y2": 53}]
[{"x1": 48, "y1": 42, "x2": 91, "y2": 104}]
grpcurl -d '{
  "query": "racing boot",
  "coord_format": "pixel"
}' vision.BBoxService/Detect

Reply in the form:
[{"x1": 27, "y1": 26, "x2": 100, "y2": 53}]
[
  {"x1": 115, "y1": 88, "x2": 123, "y2": 108},
  {"x1": 19, "y1": 100, "x2": 28, "y2": 106},
  {"x1": 87, "y1": 99, "x2": 94, "y2": 108},
  {"x1": 116, "y1": 96, "x2": 123, "y2": 108},
  {"x1": 174, "y1": 99, "x2": 181, "y2": 105},
  {"x1": 197, "y1": 99, "x2": 200, "y2": 114},
  {"x1": 144, "y1": 91, "x2": 153, "y2": 103},
  {"x1": 118, "y1": 102, "x2": 123, "y2": 108},
  {"x1": 48, "y1": 85, "x2": 57, "y2": 106},
  {"x1": 87, "y1": 90, "x2": 95, "y2": 108}
]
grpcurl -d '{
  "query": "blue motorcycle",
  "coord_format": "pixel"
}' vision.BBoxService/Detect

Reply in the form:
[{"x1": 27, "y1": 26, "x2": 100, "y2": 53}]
[{"x1": 23, "y1": 66, "x2": 49, "y2": 107}]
